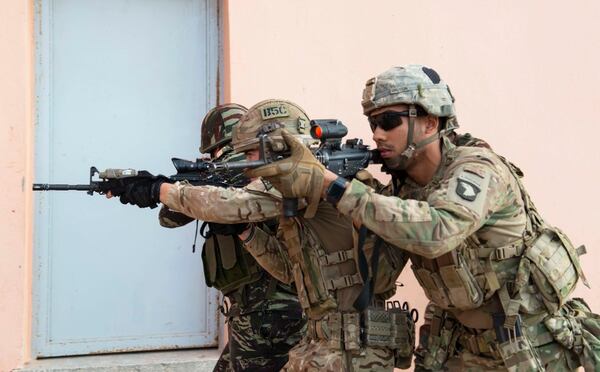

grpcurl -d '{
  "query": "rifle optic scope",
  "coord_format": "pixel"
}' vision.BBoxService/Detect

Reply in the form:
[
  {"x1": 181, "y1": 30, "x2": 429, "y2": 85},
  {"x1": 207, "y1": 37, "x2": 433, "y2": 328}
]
[{"x1": 310, "y1": 119, "x2": 348, "y2": 141}]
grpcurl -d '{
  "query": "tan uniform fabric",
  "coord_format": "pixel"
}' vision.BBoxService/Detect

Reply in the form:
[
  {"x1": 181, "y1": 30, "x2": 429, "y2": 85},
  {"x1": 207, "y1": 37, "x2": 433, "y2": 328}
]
[{"x1": 164, "y1": 179, "x2": 282, "y2": 223}]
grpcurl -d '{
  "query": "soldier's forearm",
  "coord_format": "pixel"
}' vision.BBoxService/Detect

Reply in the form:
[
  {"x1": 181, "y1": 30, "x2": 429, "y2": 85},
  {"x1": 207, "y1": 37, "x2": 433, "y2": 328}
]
[
  {"x1": 162, "y1": 182, "x2": 281, "y2": 223},
  {"x1": 336, "y1": 179, "x2": 472, "y2": 259},
  {"x1": 158, "y1": 206, "x2": 195, "y2": 228}
]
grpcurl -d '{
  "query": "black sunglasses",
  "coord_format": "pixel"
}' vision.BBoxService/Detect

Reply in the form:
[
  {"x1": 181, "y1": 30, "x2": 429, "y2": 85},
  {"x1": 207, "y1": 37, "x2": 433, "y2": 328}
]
[{"x1": 368, "y1": 108, "x2": 427, "y2": 132}]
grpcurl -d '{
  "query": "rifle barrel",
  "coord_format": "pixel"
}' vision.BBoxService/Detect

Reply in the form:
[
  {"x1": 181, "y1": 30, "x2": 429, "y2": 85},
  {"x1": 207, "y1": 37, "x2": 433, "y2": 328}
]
[{"x1": 32, "y1": 184, "x2": 92, "y2": 191}]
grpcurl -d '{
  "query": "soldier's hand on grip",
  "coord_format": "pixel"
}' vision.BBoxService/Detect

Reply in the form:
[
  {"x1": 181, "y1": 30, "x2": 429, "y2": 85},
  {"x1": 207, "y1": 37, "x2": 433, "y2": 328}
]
[{"x1": 246, "y1": 130, "x2": 325, "y2": 218}]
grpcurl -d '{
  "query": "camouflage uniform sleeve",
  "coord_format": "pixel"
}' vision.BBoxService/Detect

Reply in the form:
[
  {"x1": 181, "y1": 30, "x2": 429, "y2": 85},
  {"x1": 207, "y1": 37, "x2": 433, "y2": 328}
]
[
  {"x1": 336, "y1": 156, "x2": 514, "y2": 259},
  {"x1": 242, "y1": 225, "x2": 294, "y2": 284},
  {"x1": 158, "y1": 205, "x2": 195, "y2": 228},
  {"x1": 354, "y1": 169, "x2": 388, "y2": 192},
  {"x1": 162, "y1": 179, "x2": 283, "y2": 223}
]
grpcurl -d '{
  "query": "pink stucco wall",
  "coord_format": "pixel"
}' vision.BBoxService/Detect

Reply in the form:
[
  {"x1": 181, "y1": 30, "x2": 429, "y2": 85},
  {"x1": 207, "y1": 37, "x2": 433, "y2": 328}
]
[
  {"x1": 1, "y1": 0, "x2": 600, "y2": 370},
  {"x1": 227, "y1": 0, "x2": 600, "y2": 334},
  {"x1": 0, "y1": 0, "x2": 33, "y2": 370}
]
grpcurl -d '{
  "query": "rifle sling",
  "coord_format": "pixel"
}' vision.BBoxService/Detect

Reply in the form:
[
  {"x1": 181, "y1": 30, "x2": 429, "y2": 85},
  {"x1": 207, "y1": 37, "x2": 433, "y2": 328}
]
[{"x1": 353, "y1": 225, "x2": 383, "y2": 311}]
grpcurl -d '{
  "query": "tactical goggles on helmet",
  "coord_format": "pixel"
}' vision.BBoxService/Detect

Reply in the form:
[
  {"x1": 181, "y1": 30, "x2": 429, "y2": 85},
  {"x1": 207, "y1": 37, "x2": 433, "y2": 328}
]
[{"x1": 368, "y1": 107, "x2": 427, "y2": 132}]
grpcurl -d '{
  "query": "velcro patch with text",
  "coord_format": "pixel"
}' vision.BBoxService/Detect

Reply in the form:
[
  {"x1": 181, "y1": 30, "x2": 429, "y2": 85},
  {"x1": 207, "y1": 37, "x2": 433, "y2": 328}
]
[{"x1": 261, "y1": 105, "x2": 289, "y2": 120}]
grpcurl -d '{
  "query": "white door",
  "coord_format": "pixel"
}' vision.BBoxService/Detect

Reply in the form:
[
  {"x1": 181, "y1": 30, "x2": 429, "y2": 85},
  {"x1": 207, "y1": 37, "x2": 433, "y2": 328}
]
[{"x1": 33, "y1": 0, "x2": 220, "y2": 357}]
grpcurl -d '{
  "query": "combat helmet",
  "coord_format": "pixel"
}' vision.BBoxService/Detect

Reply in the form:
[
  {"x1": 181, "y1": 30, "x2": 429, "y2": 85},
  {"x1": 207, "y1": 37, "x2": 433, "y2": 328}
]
[
  {"x1": 232, "y1": 99, "x2": 318, "y2": 154},
  {"x1": 362, "y1": 65, "x2": 458, "y2": 169},
  {"x1": 362, "y1": 64, "x2": 456, "y2": 118},
  {"x1": 200, "y1": 103, "x2": 248, "y2": 154}
]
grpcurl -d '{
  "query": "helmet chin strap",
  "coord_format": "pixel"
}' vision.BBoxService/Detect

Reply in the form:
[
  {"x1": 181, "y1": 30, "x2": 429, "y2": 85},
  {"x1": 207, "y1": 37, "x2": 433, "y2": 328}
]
[{"x1": 387, "y1": 105, "x2": 455, "y2": 171}]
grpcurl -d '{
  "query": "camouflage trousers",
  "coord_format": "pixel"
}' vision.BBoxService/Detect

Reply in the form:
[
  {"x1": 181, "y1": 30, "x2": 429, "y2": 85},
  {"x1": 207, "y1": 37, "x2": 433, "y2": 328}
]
[
  {"x1": 213, "y1": 309, "x2": 306, "y2": 372},
  {"x1": 415, "y1": 299, "x2": 600, "y2": 371},
  {"x1": 281, "y1": 339, "x2": 395, "y2": 372}
]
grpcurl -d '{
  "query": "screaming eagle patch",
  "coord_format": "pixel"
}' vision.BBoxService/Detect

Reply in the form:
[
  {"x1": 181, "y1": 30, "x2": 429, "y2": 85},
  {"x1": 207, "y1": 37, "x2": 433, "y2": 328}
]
[
  {"x1": 456, "y1": 178, "x2": 480, "y2": 201},
  {"x1": 447, "y1": 168, "x2": 491, "y2": 217}
]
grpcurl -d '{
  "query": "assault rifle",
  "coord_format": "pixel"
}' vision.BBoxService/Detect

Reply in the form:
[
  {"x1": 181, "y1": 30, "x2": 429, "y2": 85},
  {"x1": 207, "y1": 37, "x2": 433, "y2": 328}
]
[
  {"x1": 201, "y1": 119, "x2": 381, "y2": 216},
  {"x1": 166, "y1": 119, "x2": 381, "y2": 216},
  {"x1": 172, "y1": 119, "x2": 381, "y2": 178},
  {"x1": 32, "y1": 159, "x2": 249, "y2": 209},
  {"x1": 33, "y1": 119, "x2": 381, "y2": 212}
]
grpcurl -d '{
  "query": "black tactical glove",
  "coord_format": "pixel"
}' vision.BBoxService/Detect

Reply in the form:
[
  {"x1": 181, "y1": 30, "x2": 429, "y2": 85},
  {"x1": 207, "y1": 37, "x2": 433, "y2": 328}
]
[
  {"x1": 207, "y1": 222, "x2": 250, "y2": 236},
  {"x1": 118, "y1": 176, "x2": 170, "y2": 209}
]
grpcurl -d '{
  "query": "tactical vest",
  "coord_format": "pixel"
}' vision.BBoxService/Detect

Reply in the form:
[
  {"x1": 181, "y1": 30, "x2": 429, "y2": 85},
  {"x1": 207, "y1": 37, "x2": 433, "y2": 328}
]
[
  {"x1": 278, "y1": 203, "x2": 360, "y2": 319},
  {"x1": 279, "y1": 202, "x2": 405, "y2": 313},
  {"x1": 409, "y1": 139, "x2": 589, "y2": 320},
  {"x1": 279, "y1": 202, "x2": 415, "y2": 365}
]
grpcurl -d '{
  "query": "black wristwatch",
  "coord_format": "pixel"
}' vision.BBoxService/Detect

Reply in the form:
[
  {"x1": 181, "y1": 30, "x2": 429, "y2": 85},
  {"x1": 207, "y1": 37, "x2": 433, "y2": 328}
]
[{"x1": 325, "y1": 177, "x2": 348, "y2": 206}]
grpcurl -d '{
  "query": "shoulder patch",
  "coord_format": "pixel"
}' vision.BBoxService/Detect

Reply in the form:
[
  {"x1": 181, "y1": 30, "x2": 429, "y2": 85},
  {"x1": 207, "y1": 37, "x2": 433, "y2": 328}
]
[
  {"x1": 261, "y1": 105, "x2": 289, "y2": 120},
  {"x1": 456, "y1": 170, "x2": 485, "y2": 201},
  {"x1": 447, "y1": 168, "x2": 491, "y2": 217},
  {"x1": 456, "y1": 178, "x2": 480, "y2": 201}
]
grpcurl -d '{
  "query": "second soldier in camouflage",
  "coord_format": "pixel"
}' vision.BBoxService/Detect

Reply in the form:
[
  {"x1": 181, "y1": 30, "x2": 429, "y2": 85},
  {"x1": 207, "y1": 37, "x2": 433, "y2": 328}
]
[{"x1": 158, "y1": 104, "x2": 306, "y2": 372}]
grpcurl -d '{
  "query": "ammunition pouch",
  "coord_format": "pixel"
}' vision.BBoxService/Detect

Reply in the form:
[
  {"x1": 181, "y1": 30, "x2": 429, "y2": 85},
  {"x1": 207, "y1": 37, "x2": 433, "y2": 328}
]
[
  {"x1": 523, "y1": 228, "x2": 588, "y2": 314},
  {"x1": 458, "y1": 328, "x2": 500, "y2": 358},
  {"x1": 419, "y1": 307, "x2": 460, "y2": 370},
  {"x1": 307, "y1": 312, "x2": 359, "y2": 351},
  {"x1": 495, "y1": 332, "x2": 544, "y2": 370},
  {"x1": 363, "y1": 307, "x2": 416, "y2": 368},
  {"x1": 450, "y1": 314, "x2": 546, "y2": 370},
  {"x1": 412, "y1": 265, "x2": 453, "y2": 308},
  {"x1": 201, "y1": 233, "x2": 262, "y2": 296},
  {"x1": 307, "y1": 307, "x2": 415, "y2": 367},
  {"x1": 490, "y1": 313, "x2": 545, "y2": 371},
  {"x1": 411, "y1": 250, "x2": 484, "y2": 311},
  {"x1": 494, "y1": 335, "x2": 544, "y2": 371},
  {"x1": 363, "y1": 307, "x2": 415, "y2": 356}
]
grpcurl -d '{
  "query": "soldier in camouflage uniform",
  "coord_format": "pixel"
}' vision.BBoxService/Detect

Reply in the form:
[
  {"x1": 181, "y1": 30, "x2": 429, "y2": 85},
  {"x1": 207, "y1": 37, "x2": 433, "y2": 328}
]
[
  {"x1": 117, "y1": 99, "x2": 417, "y2": 371},
  {"x1": 248, "y1": 66, "x2": 600, "y2": 371},
  {"x1": 152, "y1": 104, "x2": 306, "y2": 372},
  {"x1": 235, "y1": 100, "x2": 416, "y2": 371}
]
